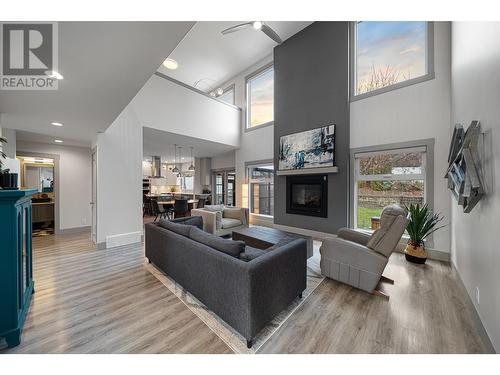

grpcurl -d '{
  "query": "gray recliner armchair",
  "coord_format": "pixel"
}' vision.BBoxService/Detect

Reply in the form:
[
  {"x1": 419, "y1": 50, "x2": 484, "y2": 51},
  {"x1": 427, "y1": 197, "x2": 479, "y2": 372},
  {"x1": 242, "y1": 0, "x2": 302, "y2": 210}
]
[{"x1": 320, "y1": 205, "x2": 408, "y2": 299}]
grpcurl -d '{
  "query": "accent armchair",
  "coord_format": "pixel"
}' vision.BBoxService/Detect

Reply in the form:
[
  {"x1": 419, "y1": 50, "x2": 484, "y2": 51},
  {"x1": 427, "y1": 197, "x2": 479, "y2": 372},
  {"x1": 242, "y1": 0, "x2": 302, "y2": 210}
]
[
  {"x1": 320, "y1": 205, "x2": 408, "y2": 299},
  {"x1": 191, "y1": 205, "x2": 249, "y2": 236}
]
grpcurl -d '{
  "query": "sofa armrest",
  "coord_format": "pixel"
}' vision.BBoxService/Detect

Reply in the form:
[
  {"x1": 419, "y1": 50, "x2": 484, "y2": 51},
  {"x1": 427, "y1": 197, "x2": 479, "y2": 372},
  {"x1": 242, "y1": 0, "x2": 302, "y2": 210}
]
[
  {"x1": 337, "y1": 227, "x2": 371, "y2": 246},
  {"x1": 245, "y1": 238, "x2": 307, "y2": 338},
  {"x1": 320, "y1": 237, "x2": 388, "y2": 274},
  {"x1": 191, "y1": 209, "x2": 217, "y2": 234}
]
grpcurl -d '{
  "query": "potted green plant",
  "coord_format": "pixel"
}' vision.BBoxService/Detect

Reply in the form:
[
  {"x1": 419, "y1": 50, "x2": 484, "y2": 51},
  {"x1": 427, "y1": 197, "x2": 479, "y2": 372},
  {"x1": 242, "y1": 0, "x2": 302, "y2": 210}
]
[
  {"x1": 0, "y1": 136, "x2": 19, "y2": 190},
  {"x1": 404, "y1": 203, "x2": 444, "y2": 264}
]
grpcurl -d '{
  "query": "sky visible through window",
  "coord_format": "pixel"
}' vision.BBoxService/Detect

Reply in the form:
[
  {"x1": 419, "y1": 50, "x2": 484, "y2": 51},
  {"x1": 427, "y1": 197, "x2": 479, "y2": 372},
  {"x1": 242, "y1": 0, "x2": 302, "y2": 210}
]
[
  {"x1": 248, "y1": 67, "x2": 274, "y2": 128},
  {"x1": 356, "y1": 21, "x2": 426, "y2": 95}
]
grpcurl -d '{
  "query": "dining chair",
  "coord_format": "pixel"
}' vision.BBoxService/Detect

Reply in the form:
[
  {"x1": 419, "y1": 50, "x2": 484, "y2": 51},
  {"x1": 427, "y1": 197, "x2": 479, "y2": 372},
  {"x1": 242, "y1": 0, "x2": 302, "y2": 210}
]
[
  {"x1": 196, "y1": 197, "x2": 206, "y2": 209},
  {"x1": 150, "y1": 198, "x2": 166, "y2": 221},
  {"x1": 146, "y1": 196, "x2": 156, "y2": 216},
  {"x1": 174, "y1": 199, "x2": 189, "y2": 218}
]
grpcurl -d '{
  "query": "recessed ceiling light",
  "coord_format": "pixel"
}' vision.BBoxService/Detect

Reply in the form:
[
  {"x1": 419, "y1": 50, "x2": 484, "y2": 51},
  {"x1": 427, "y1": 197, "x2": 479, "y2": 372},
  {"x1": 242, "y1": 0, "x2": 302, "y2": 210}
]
[
  {"x1": 163, "y1": 58, "x2": 178, "y2": 70},
  {"x1": 54, "y1": 139, "x2": 63, "y2": 143},
  {"x1": 50, "y1": 122, "x2": 63, "y2": 127},
  {"x1": 252, "y1": 21, "x2": 263, "y2": 30},
  {"x1": 45, "y1": 70, "x2": 64, "y2": 80}
]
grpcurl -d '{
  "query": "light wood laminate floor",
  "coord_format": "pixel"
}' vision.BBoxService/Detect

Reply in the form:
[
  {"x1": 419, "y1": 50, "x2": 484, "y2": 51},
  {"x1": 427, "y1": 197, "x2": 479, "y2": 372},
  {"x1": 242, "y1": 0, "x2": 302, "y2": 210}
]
[
  {"x1": 0, "y1": 231, "x2": 491, "y2": 354},
  {"x1": 259, "y1": 250, "x2": 491, "y2": 354},
  {"x1": 0, "y1": 232, "x2": 231, "y2": 354}
]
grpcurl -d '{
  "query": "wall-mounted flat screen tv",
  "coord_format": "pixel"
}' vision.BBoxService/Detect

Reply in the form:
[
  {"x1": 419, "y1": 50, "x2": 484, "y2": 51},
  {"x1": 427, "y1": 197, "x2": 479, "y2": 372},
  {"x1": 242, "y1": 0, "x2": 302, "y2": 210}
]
[{"x1": 279, "y1": 125, "x2": 335, "y2": 171}]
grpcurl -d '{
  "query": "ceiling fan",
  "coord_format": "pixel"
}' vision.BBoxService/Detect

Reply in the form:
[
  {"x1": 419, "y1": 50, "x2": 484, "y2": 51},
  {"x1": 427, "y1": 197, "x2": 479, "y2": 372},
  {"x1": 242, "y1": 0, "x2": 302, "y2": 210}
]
[{"x1": 221, "y1": 21, "x2": 283, "y2": 44}]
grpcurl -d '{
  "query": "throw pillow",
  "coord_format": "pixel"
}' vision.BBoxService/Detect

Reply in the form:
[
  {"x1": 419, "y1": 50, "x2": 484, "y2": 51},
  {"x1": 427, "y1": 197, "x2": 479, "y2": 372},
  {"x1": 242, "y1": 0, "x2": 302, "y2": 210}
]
[
  {"x1": 204, "y1": 204, "x2": 225, "y2": 211},
  {"x1": 158, "y1": 219, "x2": 192, "y2": 237},
  {"x1": 189, "y1": 227, "x2": 245, "y2": 257}
]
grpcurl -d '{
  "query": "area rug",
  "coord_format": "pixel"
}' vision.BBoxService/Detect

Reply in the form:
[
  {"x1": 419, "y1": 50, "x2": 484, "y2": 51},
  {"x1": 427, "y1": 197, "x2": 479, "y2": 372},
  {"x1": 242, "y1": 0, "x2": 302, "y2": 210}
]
[{"x1": 145, "y1": 241, "x2": 324, "y2": 354}]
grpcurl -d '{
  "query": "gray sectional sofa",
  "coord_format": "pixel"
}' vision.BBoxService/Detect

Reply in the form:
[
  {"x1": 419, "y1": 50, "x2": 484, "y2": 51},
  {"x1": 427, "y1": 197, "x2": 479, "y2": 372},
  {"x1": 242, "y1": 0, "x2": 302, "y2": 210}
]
[{"x1": 145, "y1": 218, "x2": 307, "y2": 348}]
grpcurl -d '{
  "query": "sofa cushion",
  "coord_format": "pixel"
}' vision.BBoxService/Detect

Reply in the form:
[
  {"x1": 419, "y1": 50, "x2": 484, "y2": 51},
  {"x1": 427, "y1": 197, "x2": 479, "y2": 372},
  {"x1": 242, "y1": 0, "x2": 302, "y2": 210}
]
[
  {"x1": 239, "y1": 246, "x2": 267, "y2": 262},
  {"x1": 223, "y1": 207, "x2": 242, "y2": 220},
  {"x1": 158, "y1": 219, "x2": 192, "y2": 237},
  {"x1": 221, "y1": 217, "x2": 242, "y2": 229},
  {"x1": 170, "y1": 215, "x2": 203, "y2": 230},
  {"x1": 204, "y1": 205, "x2": 224, "y2": 230},
  {"x1": 189, "y1": 227, "x2": 245, "y2": 257}
]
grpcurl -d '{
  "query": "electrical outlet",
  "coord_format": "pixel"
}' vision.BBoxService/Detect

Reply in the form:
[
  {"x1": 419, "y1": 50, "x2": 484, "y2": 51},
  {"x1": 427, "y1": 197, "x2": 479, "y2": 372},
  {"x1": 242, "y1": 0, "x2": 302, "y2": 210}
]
[
  {"x1": 81, "y1": 218, "x2": 87, "y2": 225},
  {"x1": 475, "y1": 286, "x2": 480, "y2": 305}
]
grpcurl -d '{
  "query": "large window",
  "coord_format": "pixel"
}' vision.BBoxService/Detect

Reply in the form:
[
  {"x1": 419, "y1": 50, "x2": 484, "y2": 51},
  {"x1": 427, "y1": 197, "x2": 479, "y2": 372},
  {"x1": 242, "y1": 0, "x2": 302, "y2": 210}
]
[
  {"x1": 248, "y1": 164, "x2": 274, "y2": 216},
  {"x1": 353, "y1": 146, "x2": 427, "y2": 231},
  {"x1": 176, "y1": 175, "x2": 194, "y2": 193},
  {"x1": 352, "y1": 21, "x2": 433, "y2": 99},
  {"x1": 246, "y1": 65, "x2": 274, "y2": 129}
]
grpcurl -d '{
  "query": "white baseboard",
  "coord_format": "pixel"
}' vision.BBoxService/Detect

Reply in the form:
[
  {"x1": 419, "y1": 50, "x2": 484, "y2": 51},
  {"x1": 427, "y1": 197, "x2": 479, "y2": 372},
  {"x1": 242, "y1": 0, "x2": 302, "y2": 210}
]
[
  {"x1": 57, "y1": 226, "x2": 91, "y2": 235},
  {"x1": 106, "y1": 231, "x2": 142, "y2": 249}
]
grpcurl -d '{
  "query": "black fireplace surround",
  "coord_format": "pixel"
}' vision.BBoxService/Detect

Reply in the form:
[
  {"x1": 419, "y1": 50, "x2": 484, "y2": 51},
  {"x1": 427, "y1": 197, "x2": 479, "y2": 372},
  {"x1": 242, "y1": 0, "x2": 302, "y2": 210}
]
[{"x1": 286, "y1": 175, "x2": 328, "y2": 218}]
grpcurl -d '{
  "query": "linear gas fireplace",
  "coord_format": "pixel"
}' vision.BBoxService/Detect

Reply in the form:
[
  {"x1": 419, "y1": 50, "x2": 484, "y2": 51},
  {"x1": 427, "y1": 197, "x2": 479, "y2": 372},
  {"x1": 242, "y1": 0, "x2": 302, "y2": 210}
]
[{"x1": 286, "y1": 175, "x2": 328, "y2": 218}]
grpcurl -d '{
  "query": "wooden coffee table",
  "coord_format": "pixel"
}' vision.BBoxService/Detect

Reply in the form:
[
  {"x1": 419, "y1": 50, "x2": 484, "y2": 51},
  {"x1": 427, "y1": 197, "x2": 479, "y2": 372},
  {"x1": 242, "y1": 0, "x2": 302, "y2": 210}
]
[{"x1": 232, "y1": 226, "x2": 313, "y2": 258}]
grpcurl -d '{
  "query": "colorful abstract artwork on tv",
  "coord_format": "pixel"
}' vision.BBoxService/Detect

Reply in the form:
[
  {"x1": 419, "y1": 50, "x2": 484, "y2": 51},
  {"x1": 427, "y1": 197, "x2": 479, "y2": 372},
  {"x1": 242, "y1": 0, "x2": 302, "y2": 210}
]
[{"x1": 279, "y1": 125, "x2": 335, "y2": 171}]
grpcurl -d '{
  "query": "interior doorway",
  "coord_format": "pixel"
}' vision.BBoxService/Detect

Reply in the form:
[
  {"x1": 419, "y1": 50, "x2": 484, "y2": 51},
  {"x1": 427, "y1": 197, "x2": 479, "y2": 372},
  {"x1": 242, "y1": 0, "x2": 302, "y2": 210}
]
[
  {"x1": 17, "y1": 154, "x2": 59, "y2": 237},
  {"x1": 212, "y1": 169, "x2": 236, "y2": 206}
]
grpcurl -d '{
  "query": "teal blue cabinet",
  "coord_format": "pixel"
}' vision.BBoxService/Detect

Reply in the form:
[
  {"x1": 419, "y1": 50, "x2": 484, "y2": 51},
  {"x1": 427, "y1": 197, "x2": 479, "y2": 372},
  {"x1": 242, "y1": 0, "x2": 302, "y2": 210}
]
[{"x1": 0, "y1": 189, "x2": 37, "y2": 347}]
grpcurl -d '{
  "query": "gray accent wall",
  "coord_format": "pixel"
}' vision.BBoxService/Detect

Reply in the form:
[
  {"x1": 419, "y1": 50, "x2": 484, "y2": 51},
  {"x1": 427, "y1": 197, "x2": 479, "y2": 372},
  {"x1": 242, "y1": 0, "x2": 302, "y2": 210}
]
[{"x1": 273, "y1": 22, "x2": 350, "y2": 234}]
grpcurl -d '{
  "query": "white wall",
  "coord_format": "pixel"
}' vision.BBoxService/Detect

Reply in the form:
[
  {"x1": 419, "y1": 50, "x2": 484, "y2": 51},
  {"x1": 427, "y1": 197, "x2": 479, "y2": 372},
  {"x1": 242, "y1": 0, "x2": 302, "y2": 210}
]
[
  {"x1": 350, "y1": 22, "x2": 452, "y2": 254},
  {"x1": 16, "y1": 140, "x2": 92, "y2": 231},
  {"x1": 211, "y1": 150, "x2": 235, "y2": 170},
  {"x1": 0, "y1": 127, "x2": 16, "y2": 158},
  {"x1": 218, "y1": 55, "x2": 275, "y2": 209},
  {"x1": 0, "y1": 126, "x2": 20, "y2": 186},
  {"x1": 95, "y1": 72, "x2": 242, "y2": 247},
  {"x1": 96, "y1": 106, "x2": 143, "y2": 246},
  {"x1": 451, "y1": 22, "x2": 500, "y2": 352},
  {"x1": 130, "y1": 74, "x2": 241, "y2": 147}
]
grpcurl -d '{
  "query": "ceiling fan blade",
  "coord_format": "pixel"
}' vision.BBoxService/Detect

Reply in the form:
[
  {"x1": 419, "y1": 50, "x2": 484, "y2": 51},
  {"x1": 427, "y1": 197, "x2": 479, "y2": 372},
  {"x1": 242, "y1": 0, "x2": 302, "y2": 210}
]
[
  {"x1": 261, "y1": 23, "x2": 283, "y2": 44},
  {"x1": 221, "y1": 22, "x2": 253, "y2": 35}
]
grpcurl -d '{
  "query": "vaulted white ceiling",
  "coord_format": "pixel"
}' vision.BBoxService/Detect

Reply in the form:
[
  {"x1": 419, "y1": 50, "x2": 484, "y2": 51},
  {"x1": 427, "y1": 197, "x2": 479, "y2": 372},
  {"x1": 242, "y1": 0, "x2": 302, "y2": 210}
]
[
  {"x1": 143, "y1": 127, "x2": 236, "y2": 162},
  {"x1": 157, "y1": 21, "x2": 312, "y2": 92},
  {"x1": 0, "y1": 21, "x2": 195, "y2": 146},
  {"x1": 1, "y1": 21, "x2": 312, "y2": 148}
]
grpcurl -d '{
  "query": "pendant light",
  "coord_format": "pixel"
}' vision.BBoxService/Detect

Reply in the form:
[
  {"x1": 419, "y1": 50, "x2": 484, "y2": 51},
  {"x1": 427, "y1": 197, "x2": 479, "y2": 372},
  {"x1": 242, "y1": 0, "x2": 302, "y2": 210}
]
[
  {"x1": 172, "y1": 144, "x2": 179, "y2": 173},
  {"x1": 188, "y1": 147, "x2": 195, "y2": 171}
]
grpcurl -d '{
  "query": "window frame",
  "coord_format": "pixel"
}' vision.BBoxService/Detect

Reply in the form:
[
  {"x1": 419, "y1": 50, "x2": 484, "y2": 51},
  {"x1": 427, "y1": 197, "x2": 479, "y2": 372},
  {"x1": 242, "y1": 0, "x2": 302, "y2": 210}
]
[
  {"x1": 245, "y1": 62, "x2": 274, "y2": 132},
  {"x1": 245, "y1": 160, "x2": 275, "y2": 218},
  {"x1": 349, "y1": 139, "x2": 435, "y2": 243},
  {"x1": 350, "y1": 21, "x2": 435, "y2": 101}
]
